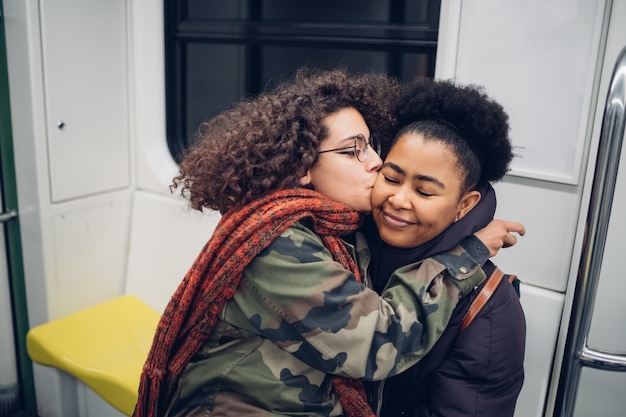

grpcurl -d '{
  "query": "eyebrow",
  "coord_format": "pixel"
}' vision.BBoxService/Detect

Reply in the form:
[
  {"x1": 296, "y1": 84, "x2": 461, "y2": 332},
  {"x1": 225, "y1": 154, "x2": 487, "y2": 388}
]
[
  {"x1": 339, "y1": 135, "x2": 358, "y2": 143},
  {"x1": 324, "y1": 135, "x2": 357, "y2": 148},
  {"x1": 383, "y1": 161, "x2": 445, "y2": 188}
]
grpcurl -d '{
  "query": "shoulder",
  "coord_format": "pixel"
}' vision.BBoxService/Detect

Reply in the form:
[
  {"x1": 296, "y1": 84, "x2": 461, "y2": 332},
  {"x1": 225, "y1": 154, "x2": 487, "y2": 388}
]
[
  {"x1": 457, "y1": 277, "x2": 526, "y2": 371},
  {"x1": 245, "y1": 221, "x2": 340, "y2": 277},
  {"x1": 464, "y1": 276, "x2": 525, "y2": 336},
  {"x1": 258, "y1": 221, "x2": 327, "y2": 260}
]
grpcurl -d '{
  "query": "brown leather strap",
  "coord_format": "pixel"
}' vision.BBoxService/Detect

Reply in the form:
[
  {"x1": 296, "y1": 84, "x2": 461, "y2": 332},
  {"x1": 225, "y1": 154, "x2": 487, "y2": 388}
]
[{"x1": 460, "y1": 267, "x2": 516, "y2": 333}]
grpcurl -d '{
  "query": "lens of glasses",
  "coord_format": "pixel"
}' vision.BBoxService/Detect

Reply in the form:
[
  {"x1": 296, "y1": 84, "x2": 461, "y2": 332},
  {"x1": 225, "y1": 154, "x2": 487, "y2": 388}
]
[
  {"x1": 355, "y1": 134, "x2": 379, "y2": 162},
  {"x1": 355, "y1": 135, "x2": 366, "y2": 162}
]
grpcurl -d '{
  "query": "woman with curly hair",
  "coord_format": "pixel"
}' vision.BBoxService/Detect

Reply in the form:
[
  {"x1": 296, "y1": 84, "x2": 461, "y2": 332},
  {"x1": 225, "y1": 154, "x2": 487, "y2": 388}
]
[
  {"x1": 365, "y1": 78, "x2": 526, "y2": 417},
  {"x1": 133, "y1": 69, "x2": 519, "y2": 417}
]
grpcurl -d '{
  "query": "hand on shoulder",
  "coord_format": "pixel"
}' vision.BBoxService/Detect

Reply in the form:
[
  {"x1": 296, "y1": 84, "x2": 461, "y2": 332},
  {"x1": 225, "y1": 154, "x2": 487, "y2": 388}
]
[{"x1": 474, "y1": 219, "x2": 526, "y2": 257}]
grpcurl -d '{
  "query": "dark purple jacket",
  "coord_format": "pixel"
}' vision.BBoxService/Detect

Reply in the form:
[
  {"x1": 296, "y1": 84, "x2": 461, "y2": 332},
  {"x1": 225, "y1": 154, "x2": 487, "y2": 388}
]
[
  {"x1": 379, "y1": 262, "x2": 526, "y2": 417},
  {"x1": 362, "y1": 184, "x2": 525, "y2": 417}
]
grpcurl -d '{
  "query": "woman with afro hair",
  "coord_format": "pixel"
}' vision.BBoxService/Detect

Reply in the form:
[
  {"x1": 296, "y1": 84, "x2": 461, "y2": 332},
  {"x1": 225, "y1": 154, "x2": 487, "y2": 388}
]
[{"x1": 363, "y1": 78, "x2": 526, "y2": 417}]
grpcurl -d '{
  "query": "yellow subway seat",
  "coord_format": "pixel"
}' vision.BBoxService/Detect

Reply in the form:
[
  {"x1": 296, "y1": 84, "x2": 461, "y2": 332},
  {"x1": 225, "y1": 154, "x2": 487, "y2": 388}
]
[{"x1": 26, "y1": 295, "x2": 160, "y2": 416}]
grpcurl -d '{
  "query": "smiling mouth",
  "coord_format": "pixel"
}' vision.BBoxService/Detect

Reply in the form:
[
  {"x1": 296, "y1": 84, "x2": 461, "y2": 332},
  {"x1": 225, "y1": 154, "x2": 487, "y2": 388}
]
[{"x1": 381, "y1": 211, "x2": 415, "y2": 228}]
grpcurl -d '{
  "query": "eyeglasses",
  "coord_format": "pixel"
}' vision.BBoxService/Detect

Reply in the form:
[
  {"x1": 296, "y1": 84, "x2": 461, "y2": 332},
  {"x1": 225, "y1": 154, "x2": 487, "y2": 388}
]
[{"x1": 317, "y1": 134, "x2": 381, "y2": 163}]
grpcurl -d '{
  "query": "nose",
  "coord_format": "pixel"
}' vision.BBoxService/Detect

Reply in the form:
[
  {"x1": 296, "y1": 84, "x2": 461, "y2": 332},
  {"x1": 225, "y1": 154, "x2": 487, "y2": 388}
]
[
  {"x1": 366, "y1": 150, "x2": 383, "y2": 172},
  {"x1": 388, "y1": 187, "x2": 412, "y2": 210}
]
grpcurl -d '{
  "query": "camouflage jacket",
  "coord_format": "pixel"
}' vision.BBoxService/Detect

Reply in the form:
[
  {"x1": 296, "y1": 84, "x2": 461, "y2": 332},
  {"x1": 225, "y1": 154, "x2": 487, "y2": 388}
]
[{"x1": 165, "y1": 221, "x2": 486, "y2": 417}]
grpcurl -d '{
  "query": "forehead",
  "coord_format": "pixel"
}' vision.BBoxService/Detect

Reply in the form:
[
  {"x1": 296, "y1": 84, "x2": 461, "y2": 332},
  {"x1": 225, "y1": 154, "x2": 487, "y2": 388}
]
[
  {"x1": 323, "y1": 107, "x2": 369, "y2": 143},
  {"x1": 387, "y1": 133, "x2": 462, "y2": 183}
]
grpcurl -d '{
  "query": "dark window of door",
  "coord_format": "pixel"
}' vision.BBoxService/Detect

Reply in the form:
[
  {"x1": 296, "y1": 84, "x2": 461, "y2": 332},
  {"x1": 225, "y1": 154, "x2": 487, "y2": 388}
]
[{"x1": 165, "y1": 0, "x2": 441, "y2": 161}]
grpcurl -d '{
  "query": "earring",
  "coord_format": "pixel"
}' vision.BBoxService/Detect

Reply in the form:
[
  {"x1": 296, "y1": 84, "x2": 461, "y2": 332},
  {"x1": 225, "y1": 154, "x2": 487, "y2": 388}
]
[{"x1": 454, "y1": 215, "x2": 459, "y2": 223}]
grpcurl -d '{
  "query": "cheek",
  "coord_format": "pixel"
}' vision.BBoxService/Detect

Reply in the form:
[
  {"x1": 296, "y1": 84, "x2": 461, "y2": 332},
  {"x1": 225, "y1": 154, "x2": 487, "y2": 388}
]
[
  {"x1": 425, "y1": 204, "x2": 458, "y2": 228},
  {"x1": 371, "y1": 180, "x2": 386, "y2": 205},
  {"x1": 308, "y1": 162, "x2": 331, "y2": 186}
]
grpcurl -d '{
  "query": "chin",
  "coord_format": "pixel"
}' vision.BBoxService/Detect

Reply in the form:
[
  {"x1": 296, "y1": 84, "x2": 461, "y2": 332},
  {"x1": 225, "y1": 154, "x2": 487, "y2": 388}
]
[
  {"x1": 356, "y1": 202, "x2": 372, "y2": 213},
  {"x1": 379, "y1": 229, "x2": 420, "y2": 248},
  {"x1": 378, "y1": 229, "x2": 402, "y2": 247}
]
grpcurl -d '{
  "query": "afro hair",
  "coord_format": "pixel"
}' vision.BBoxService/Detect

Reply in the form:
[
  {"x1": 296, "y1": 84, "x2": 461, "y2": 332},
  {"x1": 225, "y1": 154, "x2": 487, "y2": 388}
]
[{"x1": 395, "y1": 78, "x2": 513, "y2": 184}]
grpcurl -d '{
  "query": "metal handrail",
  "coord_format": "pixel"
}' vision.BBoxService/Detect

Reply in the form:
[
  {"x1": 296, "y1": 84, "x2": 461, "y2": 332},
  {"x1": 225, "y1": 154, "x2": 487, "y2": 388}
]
[
  {"x1": 0, "y1": 209, "x2": 16, "y2": 223},
  {"x1": 580, "y1": 346, "x2": 626, "y2": 371},
  {"x1": 553, "y1": 45, "x2": 626, "y2": 417}
]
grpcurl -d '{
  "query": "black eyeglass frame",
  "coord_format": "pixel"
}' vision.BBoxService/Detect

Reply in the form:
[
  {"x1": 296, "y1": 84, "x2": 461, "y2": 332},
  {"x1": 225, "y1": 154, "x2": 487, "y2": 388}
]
[{"x1": 317, "y1": 134, "x2": 381, "y2": 162}]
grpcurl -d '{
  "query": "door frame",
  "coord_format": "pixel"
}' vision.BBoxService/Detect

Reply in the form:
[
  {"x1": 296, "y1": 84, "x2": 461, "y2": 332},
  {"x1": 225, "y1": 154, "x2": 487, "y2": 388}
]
[{"x1": 0, "y1": 1, "x2": 37, "y2": 414}]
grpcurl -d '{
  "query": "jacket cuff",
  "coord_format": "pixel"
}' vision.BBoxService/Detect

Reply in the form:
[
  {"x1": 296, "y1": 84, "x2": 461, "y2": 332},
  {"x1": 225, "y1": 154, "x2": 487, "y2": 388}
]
[
  {"x1": 431, "y1": 251, "x2": 485, "y2": 297},
  {"x1": 460, "y1": 235, "x2": 490, "y2": 266}
]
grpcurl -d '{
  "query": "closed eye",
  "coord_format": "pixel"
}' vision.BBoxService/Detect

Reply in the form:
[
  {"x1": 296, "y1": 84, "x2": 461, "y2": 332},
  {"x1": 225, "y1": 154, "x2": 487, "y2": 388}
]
[{"x1": 383, "y1": 175, "x2": 400, "y2": 184}]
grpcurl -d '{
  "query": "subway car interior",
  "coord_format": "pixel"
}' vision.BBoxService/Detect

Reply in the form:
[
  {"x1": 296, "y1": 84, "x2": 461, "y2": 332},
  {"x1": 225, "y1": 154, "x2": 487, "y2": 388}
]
[{"x1": 1, "y1": 1, "x2": 626, "y2": 416}]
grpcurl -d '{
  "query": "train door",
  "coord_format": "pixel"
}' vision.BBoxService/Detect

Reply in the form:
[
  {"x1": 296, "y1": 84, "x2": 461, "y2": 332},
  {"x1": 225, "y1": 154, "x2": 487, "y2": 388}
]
[
  {"x1": 0, "y1": 2, "x2": 36, "y2": 415},
  {"x1": 436, "y1": 0, "x2": 626, "y2": 415},
  {"x1": 0, "y1": 206, "x2": 20, "y2": 413},
  {"x1": 0, "y1": 3, "x2": 19, "y2": 415},
  {"x1": 550, "y1": 1, "x2": 626, "y2": 414}
]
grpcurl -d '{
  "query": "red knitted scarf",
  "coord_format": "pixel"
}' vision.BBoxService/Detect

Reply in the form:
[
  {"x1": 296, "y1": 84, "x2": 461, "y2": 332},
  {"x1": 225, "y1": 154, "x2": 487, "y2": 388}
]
[{"x1": 133, "y1": 188, "x2": 375, "y2": 417}]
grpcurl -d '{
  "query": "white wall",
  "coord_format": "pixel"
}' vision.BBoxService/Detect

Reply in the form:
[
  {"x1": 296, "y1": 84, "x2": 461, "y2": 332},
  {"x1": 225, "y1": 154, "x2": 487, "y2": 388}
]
[
  {"x1": 5, "y1": 0, "x2": 214, "y2": 324},
  {"x1": 438, "y1": 0, "x2": 626, "y2": 416},
  {"x1": 5, "y1": 1, "x2": 214, "y2": 415},
  {"x1": 130, "y1": 0, "x2": 180, "y2": 194},
  {"x1": 5, "y1": 0, "x2": 134, "y2": 326}
]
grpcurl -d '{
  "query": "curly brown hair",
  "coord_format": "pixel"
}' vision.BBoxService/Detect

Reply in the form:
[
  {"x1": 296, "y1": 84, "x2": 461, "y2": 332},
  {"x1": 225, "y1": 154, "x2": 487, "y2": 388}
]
[{"x1": 172, "y1": 68, "x2": 399, "y2": 213}]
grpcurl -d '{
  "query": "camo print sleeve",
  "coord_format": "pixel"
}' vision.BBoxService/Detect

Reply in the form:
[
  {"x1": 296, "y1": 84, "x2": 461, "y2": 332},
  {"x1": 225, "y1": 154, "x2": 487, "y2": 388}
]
[{"x1": 235, "y1": 222, "x2": 485, "y2": 380}]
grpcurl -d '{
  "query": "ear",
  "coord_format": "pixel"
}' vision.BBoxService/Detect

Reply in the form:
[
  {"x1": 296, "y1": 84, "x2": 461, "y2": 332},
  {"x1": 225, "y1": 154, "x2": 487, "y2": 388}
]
[
  {"x1": 456, "y1": 190, "x2": 481, "y2": 220},
  {"x1": 298, "y1": 171, "x2": 312, "y2": 187}
]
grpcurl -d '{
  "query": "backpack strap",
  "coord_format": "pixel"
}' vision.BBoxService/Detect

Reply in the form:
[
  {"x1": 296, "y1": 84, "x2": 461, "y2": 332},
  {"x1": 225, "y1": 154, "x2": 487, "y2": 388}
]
[{"x1": 460, "y1": 267, "x2": 517, "y2": 333}]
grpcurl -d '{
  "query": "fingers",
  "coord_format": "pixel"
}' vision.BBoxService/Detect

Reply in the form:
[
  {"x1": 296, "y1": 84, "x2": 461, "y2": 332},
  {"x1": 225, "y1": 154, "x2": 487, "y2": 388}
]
[
  {"x1": 502, "y1": 232, "x2": 518, "y2": 248},
  {"x1": 505, "y1": 221, "x2": 526, "y2": 237},
  {"x1": 496, "y1": 220, "x2": 525, "y2": 248},
  {"x1": 473, "y1": 219, "x2": 527, "y2": 256}
]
